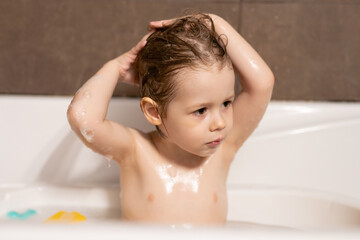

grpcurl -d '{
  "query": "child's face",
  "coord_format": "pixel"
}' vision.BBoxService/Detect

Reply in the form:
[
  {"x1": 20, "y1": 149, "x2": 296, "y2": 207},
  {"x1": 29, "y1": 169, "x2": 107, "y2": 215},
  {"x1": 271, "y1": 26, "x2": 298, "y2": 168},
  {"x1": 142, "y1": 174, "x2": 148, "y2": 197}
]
[{"x1": 160, "y1": 64, "x2": 235, "y2": 157}]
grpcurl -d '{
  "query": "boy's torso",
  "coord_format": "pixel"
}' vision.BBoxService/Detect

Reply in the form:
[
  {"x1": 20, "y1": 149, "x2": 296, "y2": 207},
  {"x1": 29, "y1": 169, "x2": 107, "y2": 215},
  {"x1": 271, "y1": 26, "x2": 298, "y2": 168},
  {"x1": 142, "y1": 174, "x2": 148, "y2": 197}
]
[{"x1": 118, "y1": 129, "x2": 233, "y2": 224}]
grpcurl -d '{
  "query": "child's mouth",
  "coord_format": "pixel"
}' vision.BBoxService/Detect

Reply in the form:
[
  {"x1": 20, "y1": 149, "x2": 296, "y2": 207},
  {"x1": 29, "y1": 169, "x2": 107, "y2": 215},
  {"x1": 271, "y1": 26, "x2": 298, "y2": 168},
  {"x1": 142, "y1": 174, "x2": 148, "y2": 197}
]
[{"x1": 206, "y1": 138, "x2": 223, "y2": 147}]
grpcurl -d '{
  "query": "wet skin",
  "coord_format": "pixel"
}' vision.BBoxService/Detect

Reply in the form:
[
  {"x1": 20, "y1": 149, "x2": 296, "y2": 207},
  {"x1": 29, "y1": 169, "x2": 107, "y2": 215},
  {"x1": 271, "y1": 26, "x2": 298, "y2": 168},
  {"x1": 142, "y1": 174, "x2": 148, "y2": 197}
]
[
  {"x1": 120, "y1": 65, "x2": 236, "y2": 224},
  {"x1": 67, "y1": 14, "x2": 274, "y2": 225}
]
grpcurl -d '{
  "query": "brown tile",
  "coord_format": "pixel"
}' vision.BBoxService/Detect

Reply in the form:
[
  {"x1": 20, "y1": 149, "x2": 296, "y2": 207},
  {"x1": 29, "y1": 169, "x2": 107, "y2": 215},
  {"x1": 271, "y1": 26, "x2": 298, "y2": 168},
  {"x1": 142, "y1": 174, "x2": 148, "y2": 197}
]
[
  {"x1": 2, "y1": 0, "x2": 358, "y2": 100},
  {"x1": 0, "y1": 0, "x2": 240, "y2": 96},
  {"x1": 241, "y1": 2, "x2": 360, "y2": 100},
  {"x1": 243, "y1": 0, "x2": 360, "y2": 3}
]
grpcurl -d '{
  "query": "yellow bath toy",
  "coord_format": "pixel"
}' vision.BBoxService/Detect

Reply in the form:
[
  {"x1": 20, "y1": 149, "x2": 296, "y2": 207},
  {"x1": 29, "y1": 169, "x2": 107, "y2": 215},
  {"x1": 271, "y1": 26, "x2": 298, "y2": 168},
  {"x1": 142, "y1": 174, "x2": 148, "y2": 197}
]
[{"x1": 44, "y1": 211, "x2": 86, "y2": 223}]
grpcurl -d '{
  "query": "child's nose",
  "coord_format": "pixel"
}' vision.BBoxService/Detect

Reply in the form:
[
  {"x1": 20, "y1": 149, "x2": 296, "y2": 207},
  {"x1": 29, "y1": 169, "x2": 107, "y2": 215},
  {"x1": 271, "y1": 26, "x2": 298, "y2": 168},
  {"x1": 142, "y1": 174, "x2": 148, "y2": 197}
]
[{"x1": 210, "y1": 112, "x2": 226, "y2": 132}]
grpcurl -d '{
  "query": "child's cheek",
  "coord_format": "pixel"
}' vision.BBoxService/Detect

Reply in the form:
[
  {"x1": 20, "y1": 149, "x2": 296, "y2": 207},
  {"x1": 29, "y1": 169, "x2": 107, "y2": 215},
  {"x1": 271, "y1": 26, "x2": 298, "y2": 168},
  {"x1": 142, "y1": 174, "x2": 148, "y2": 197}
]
[
  {"x1": 226, "y1": 108, "x2": 234, "y2": 131},
  {"x1": 227, "y1": 114, "x2": 234, "y2": 131},
  {"x1": 172, "y1": 124, "x2": 195, "y2": 145}
]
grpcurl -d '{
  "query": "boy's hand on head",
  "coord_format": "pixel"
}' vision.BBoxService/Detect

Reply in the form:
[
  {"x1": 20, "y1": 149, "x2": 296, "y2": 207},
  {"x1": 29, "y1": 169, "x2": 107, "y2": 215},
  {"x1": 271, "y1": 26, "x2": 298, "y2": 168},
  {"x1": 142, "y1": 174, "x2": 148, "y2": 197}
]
[
  {"x1": 148, "y1": 13, "x2": 216, "y2": 31},
  {"x1": 113, "y1": 31, "x2": 153, "y2": 86},
  {"x1": 148, "y1": 19, "x2": 176, "y2": 30}
]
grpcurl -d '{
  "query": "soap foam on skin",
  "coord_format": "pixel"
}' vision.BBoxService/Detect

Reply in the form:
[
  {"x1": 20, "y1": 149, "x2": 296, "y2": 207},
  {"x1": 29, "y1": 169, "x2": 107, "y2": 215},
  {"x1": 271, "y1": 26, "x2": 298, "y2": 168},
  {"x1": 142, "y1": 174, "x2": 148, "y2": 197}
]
[
  {"x1": 156, "y1": 163, "x2": 207, "y2": 194},
  {"x1": 80, "y1": 127, "x2": 95, "y2": 143},
  {"x1": 69, "y1": 88, "x2": 96, "y2": 143},
  {"x1": 69, "y1": 89, "x2": 92, "y2": 124}
]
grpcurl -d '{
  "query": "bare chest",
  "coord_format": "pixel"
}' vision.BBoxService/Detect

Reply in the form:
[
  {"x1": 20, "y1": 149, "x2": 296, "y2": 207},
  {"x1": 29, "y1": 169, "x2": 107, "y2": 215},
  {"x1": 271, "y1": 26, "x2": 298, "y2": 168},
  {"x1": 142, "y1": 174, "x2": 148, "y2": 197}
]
[{"x1": 119, "y1": 135, "x2": 229, "y2": 223}]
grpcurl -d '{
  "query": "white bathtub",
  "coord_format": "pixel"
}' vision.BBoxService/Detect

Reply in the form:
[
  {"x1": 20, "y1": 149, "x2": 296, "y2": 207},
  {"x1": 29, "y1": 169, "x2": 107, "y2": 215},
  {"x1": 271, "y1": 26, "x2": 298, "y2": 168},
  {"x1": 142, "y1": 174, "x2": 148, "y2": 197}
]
[{"x1": 1, "y1": 95, "x2": 360, "y2": 239}]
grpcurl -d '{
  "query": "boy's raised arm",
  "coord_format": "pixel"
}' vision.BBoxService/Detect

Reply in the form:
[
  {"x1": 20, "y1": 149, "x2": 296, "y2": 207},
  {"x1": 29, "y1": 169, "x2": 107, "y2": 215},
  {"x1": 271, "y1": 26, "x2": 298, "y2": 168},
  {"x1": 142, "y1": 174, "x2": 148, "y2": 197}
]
[
  {"x1": 210, "y1": 14, "x2": 275, "y2": 152},
  {"x1": 67, "y1": 34, "x2": 149, "y2": 162}
]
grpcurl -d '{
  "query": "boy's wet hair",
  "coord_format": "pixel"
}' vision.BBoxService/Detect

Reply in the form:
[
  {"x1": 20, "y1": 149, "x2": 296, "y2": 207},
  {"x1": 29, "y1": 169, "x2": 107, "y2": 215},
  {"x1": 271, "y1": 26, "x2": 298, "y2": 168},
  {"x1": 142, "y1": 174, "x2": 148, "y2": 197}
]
[{"x1": 135, "y1": 13, "x2": 230, "y2": 132}]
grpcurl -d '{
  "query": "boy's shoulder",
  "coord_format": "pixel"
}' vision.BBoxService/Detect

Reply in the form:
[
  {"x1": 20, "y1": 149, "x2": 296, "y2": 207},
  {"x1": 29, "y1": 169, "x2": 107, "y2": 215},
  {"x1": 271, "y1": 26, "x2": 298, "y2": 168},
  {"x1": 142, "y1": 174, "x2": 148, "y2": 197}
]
[
  {"x1": 128, "y1": 127, "x2": 153, "y2": 141},
  {"x1": 127, "y1": 127, "x2": 157, "y2": 150}
]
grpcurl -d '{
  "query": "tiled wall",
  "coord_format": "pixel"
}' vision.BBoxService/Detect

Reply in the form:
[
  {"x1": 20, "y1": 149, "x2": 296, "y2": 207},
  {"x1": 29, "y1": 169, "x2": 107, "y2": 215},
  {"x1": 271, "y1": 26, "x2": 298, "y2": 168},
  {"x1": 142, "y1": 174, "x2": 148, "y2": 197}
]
[{"x1": 0, "y1": 0, "x2": 359, "y2": 100}]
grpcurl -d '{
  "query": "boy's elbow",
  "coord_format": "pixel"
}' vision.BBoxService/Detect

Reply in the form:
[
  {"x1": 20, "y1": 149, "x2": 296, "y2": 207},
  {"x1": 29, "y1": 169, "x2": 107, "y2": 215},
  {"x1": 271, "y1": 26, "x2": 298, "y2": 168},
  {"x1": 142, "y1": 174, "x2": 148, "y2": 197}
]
[
  {"x1": 67, "y1": 104, "x2": 89, "y2": 130},
  {"x1": 263, "y1": 66, "x2": 275, "y2": 87},
  {"x1": 267, "y1": 72, "x2": 275, "y2": 90},
  {"x1": 257, "y1": 71, "x2": 275, "y2": 94},
  {"x1": 67, "y1": 105, "x2": 79, "y2": 130},
  {"x1": 67, "y1": 104, "x2": 101, "y2": 133}
]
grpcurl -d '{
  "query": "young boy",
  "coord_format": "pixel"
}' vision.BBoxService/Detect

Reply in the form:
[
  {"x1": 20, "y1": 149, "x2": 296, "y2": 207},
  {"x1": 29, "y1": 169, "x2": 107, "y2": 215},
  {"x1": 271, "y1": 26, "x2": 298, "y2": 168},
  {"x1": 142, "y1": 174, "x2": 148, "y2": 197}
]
[{"x1": 67, "y1": 13, "x2": 274, "y2": 225}]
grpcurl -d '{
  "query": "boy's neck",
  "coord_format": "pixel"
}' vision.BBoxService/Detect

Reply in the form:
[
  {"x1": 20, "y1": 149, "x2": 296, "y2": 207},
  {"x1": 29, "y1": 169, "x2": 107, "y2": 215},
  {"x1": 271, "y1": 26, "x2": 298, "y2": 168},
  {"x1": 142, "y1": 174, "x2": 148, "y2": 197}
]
[{"x1": 150, "y1": 131, "x2": 210, "y2": 169}]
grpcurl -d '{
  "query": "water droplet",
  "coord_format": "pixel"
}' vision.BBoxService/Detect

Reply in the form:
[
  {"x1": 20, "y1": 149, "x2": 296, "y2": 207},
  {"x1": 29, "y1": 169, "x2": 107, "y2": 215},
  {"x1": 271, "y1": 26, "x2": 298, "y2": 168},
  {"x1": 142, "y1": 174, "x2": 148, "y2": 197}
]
[
  {"x1": 105, "y1": 155, "x2": 113, "y2": 168},
  {"x1": 83, "y1": 90, "x2": 91, "y2": 99}
]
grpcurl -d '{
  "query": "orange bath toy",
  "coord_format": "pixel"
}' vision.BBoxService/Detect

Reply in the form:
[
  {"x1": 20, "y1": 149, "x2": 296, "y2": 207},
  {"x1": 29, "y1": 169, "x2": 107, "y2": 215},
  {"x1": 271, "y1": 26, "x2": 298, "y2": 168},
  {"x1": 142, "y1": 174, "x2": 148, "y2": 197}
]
[{"x1": 44, "y1": 211, "x2": 86, "y2": 223}]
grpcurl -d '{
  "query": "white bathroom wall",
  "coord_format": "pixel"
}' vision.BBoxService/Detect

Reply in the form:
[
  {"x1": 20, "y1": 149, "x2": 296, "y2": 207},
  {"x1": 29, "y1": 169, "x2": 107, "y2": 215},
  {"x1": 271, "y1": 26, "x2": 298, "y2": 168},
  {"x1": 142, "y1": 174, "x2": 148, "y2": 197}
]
[
  {"x1": 228, "y1": 102, "x2": 360, "y2": 200},
  {"x1": 0, "y1": 96, "x2": 152, "y2": 186},
  {"x1": 1, "y1": 96, "x2": 360, "y2": 200}
]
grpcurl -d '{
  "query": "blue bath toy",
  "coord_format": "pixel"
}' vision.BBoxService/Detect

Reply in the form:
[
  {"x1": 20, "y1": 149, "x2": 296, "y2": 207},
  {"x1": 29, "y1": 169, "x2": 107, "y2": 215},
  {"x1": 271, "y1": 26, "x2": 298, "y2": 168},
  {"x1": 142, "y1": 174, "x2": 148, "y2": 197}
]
[
  {"x1": 6, "y1": 209, "x2": 37, "y2": 220},
  {"x1": 6, "y1": 211, "x2": 19, "y2": 219}
]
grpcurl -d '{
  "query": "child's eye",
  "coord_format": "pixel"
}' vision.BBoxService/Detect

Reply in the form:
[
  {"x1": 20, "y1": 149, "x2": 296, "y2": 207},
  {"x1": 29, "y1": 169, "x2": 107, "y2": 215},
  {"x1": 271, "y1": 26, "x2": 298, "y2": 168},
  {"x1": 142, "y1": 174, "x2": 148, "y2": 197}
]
[
  {"x1": 222, "y1": 101, "x2": 232, "y2": 108},
  {"x1": 194, "y1": 107, "x2": 207, "y2": 116}
]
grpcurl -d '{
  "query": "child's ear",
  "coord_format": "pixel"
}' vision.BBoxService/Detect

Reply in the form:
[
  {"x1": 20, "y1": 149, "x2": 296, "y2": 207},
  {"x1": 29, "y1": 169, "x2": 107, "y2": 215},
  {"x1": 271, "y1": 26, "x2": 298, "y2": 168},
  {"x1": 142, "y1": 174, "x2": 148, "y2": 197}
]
[{"x1": 140, "y1": 97, "x2": 162, "y2": 126}]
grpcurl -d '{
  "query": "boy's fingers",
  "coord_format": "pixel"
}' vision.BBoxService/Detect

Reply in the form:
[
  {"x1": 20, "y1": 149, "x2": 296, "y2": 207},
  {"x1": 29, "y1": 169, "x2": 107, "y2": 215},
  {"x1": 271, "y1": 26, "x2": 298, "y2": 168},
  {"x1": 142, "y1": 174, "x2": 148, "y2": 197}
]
[
  {"x1": 130, "y1": 42, "x2": 145, "y2": 56},
  {"x1": 130, "y1": 19, "x2": 175, "y2": 55},
  {"x1": 149, "y1": 19, "x2": 175, "y2": 28},
  {"x1": 142, "y1": 30, "x2": 155, "y2": 41},
  {"x1": 147, "y1": 24, "x2": 153, "y2": 32},
  {"x1": 148, "y1": 21, "x2": 161, "y2": 28},
  {"x1": 131, "y1": 31, "x2": 154, "y2": 54}
]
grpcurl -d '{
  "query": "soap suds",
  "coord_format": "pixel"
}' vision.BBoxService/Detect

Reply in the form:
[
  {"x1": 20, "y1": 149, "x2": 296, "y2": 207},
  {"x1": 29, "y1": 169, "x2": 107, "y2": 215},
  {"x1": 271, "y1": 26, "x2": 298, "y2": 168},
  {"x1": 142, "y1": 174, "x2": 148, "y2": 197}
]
[
  {"x1": 70, "y1": 89, "x2": 92, "y2": 123},
  {"x1": 80, "y1": 127, "x2": 94, "y2": 143}
]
